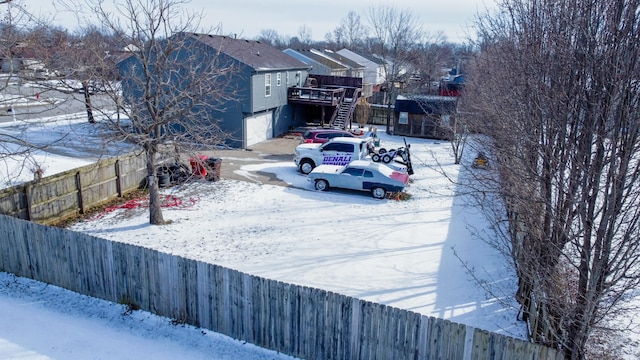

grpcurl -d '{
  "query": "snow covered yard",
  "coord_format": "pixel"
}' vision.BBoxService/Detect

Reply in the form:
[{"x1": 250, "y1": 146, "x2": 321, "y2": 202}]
[
  {"x1": 1, "y1": 116, "x2": 638, "y2": 357},
  {"x1": 0, "y1": 272, "x2": 297, "y2": 360},
  {"x1": 68, "y1": 130, "x2": 527, "y2": 339}
]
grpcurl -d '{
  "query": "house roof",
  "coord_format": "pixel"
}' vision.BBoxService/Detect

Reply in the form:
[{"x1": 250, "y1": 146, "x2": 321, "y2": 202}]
[
  {"x1": 286, "y1": 49, "x2": 348, "y2": 70},
  {"x1": 316, "y1": 49, "x2": 365, "y2": 69},
  {"x1": 186, "y1": 33, "x2": 309, "y2": 72},
  {"x1": 338, "y1": 49, "x2": 387, "y2": 66}
]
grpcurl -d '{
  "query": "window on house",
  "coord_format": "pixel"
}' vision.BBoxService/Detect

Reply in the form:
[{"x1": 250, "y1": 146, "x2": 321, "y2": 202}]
[
  {"x1": 276, "y1": 73, "x2": 281, "y2": 86},
  {"x1": 286, "y1": 72, "x2": 290, "y2": 85},
  {"x1": 441, "y1": 115, "x2": 450, "y2": 128},
  {"x1": 399, "y1": 112, "x2": 409, "y2": 125},
  {"x1": 265, "y1": 74, "x2": 271, "y2": 97},
  {"x1": 296, "y1": 71, "x2": 301, "y2": 86}
]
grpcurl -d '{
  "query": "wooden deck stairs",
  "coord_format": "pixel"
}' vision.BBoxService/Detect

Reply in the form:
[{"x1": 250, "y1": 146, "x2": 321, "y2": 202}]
[{"x1": 329, "y1": 88, "x2": 361, "y2": 129}]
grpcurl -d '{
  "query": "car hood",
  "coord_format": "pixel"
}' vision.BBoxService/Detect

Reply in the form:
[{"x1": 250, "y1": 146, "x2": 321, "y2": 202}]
[
  {"x1": 295, "y1": 143, "x2": 322, "y2": 151},
  {"x1": 308, "y1": 164, "x2": 343, "y2": 175}
]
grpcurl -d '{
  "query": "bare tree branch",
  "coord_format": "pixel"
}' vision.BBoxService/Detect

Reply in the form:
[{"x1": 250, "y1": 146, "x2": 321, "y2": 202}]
[{"x1": 468, "y1": 0, "x2": 640, "y2": 357}]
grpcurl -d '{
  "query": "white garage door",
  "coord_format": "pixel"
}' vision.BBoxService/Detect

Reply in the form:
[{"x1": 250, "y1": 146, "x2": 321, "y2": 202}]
[{"x1": 244, "y1": 111, "x2": 273, "y2": 147}]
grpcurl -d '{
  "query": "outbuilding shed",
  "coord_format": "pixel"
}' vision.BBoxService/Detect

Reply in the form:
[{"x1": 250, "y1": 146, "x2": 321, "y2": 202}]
[{"x1": 393, "y1": 95, "x2": 458, "y2": 140}]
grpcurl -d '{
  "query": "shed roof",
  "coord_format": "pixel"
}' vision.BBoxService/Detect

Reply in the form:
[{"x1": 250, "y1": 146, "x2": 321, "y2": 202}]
[{"x1": 394, "y1": 95, "x2": 458, "y2": 115}]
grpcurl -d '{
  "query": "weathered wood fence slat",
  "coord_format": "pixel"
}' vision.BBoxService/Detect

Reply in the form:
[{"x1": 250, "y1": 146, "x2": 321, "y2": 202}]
[
  {"x1": 0, "y1": 214, "x2": 564, "y2": 360},
  {"x1": 0, "y1": 151, "x2": 154, "y2": 225}
]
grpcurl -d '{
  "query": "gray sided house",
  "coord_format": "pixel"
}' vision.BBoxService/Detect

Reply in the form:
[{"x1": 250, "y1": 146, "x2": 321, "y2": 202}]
[
  {"x1": 119, "y1": 33, "x2": 310, "y2": 148},
  {"x1": 316, "y1": 49, "x2": 365, "y2": 80},
  {"x1": 336, "y1": 49, "x2": 387, "y2": 88},
  {"x1": 283, "y1": 48, "x2": 348, "y2": 77},
  {"x1": 393, "y1": 95, "x2": 458, "y2": 140}
]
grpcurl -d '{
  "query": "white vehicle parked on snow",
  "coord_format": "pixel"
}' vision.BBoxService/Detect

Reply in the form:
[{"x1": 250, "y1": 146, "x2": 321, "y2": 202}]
[
  {"x1": 294, "y1": 136, "x2": 372, "y2": 174},
  {"x1": 308, "y1": 160, "x2": 410, "y2": 199}
]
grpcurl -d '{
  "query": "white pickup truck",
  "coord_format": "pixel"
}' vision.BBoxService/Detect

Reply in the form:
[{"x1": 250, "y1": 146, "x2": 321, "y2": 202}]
[{"x1": 294, "y1": 137, "x2": 373, "y2": 174}]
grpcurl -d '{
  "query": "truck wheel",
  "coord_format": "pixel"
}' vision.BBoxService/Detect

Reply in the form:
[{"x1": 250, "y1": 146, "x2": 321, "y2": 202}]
[
  {"x1": 371, "y1": 154, "x2": 381, "y2": 162},
  {"x1": 314, "y1": 179, "x2": 329, "y2": 191},
  {"x1": 378, "y1": 148, "x2": 387, "y2": 154},
  {"x1": 382, "y1": 154, "x2": 392, "y2": 163},
  {"x1": 299, "y1": 159, "x2": 315, "y2": 174},
  {"x1": 371, "y1": 187, "x2": 386, "y2": 199}
]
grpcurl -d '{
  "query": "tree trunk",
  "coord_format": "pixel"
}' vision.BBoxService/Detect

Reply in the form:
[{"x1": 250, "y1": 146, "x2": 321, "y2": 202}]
[
  {"x1": 146, "y1": 149, "x2": 165, "y2": 225},
  {"x1": 82, "y1": 81, "x2": 95, "y2": 124}
]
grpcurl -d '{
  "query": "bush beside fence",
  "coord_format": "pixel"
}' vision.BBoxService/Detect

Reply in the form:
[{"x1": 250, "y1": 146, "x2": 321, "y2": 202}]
[{"x1": 0, "y1": 214, "x2": 562, "y2": 360}]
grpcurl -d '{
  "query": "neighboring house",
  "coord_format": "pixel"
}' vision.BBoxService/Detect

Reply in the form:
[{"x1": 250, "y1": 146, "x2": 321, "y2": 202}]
[
  {"x1": 0, "y1": 57, "x2": 21, "y2": 72},
  {"x1": 393, "y1": 95, "x2": 458, "y2": 140},
  {"x1": 283, "y1": 48, "x2": 348, "y2": 77},
  {"x1": 0, "y1": 57, "x2": 46, "y2": 73},
  {"x1": 120, "y1": 33, "x2": 310, "y2": 148},
  {"x1": 336, "y1": 48, "x2": 387, "y2": 88},
  {"x1": 439, "y1": 74, "x2": 465, "y2": 97},
  {"x1": 312, "y1": 49, "x2": 365, "y2": 79}
]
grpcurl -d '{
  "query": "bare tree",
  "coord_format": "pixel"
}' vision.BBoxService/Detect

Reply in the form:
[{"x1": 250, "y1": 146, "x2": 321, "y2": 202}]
[
  {"x1": 0, "y1": 0, "x2": 65, "y2": 184},
  {"x1": 468, "y1": 0, "x2": 640, "y2": 358},
  {"x1": 326, "y1": 11, "x2": 368, "y2": 51},
  {"x1": 366, "y1": 4, "x2": 423, "y2": 133},
  {"x1": 296, "y1": 25, "x2": 313, "y2": 47},
  {"x1": 45, "y1": 26, "x2": 115, "y2": 124},
  {"x1": 256, "y1": 29, "x2": 287, "y2": 49},
  {"x1": 85, "y1": 0, "x2": 236, "y2": 225}
]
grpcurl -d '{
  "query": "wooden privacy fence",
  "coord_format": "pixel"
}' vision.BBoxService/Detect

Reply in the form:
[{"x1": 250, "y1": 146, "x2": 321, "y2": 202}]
[
  {"x1": 0, "y1": 215, "x2": 562, "y2": 360},
  {"x1": 0, "y1": 151, "x2": 149, "y2": 225}
]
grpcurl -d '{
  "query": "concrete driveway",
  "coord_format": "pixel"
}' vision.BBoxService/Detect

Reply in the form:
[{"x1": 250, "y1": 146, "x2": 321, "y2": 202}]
[{"x1": 199, "y1": 135, "x2": 301, "y2": 187}]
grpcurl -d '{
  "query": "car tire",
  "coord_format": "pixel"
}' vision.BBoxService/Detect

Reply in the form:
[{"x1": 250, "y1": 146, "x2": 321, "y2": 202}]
[
  {"x1": 371, "y1": 153, "x2": 381, "y2": 162},
  {"x1": 371, "y1": 187, "x2": 386, "y2": 199},
  {"x1": 378, "y1": 148, "x2": 387, "y2": 154},
  {"x1": 382, "y1": 154, "x2": 392, "y2": 163},
  {"x1": 299, "y1": 159, "x2": 315, "y2": 174},
  {"x1": 314, "y1": 179, "x2": 329, "y2": 191}
]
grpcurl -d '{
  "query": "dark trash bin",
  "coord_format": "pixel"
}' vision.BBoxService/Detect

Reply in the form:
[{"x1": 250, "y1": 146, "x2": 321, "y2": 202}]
[
  {"x1": 156, "y1": 166, "x2": 171, "y2": 187},
  {"x1": 204, "y1": 157, "x2": 222, "y2": 181}
]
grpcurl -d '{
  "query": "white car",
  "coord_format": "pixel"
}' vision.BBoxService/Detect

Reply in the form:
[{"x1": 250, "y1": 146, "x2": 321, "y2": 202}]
[
  {"x1": 308, "y1": 160, "x2": 409, "y2": 199},
  {"x1": 294, "y1": 137, "x2": 373, "y2": 174}
]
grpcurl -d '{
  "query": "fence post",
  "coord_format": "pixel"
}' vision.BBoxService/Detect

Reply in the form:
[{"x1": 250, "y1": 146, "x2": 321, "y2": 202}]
[
  {"x1": 115, "y1": 159, "x2": 123, "y2": 197},
  {"x1": 23, "y1": 184, "x2": 32, "y2": 221},
  {"x1": 75, "y1": 172, "x2": 85, "y2": 214}
]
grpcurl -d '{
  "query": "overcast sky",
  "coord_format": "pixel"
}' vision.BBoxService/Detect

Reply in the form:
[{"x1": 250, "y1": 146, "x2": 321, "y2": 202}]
[{"x1": 16, "y1": 0, "x2": 495, "y2": 43}]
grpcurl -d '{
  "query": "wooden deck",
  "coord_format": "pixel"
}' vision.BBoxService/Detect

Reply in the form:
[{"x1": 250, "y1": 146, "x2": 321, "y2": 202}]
[{"x1": 287, "y1": 86, "x2": 345, "y2": 106}]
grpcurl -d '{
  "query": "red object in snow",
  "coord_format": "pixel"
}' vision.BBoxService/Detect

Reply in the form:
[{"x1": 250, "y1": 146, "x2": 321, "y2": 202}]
[
  {"x1": 189, "y1": 155, "x2": 208, "y2": 177},
  {"x1": 390, "y1": 171, "x2": 410, "y2": 184}
]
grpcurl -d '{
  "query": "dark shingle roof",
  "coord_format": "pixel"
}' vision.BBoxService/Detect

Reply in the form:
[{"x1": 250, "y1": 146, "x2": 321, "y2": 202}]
[
  {"x1": 187, "y1": 33, "x2": 309, "y2": 71},
  {"x1": 290, "y1": 49, "x2": 347, "y2": 70},
  {"x1": 351, "y1": 49, "x2": 387, "y2": 65},
  {"x1": 317, "y1": 49, "x2": 365, "y2": 69}
]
